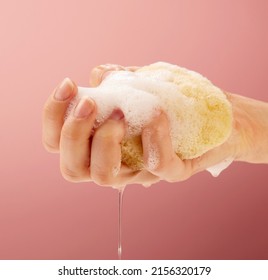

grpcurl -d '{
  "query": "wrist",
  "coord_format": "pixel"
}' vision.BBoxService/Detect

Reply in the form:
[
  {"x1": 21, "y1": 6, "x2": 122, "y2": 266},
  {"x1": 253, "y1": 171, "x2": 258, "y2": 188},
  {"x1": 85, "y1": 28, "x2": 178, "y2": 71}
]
[{"x1": 227, "y1": 93, "x2": 268, "y2": 163}]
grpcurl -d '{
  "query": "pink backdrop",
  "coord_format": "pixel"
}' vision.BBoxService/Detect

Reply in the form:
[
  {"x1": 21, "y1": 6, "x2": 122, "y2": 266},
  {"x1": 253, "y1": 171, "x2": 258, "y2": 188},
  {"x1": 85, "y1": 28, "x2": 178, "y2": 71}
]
[{"x1": 0, "y1": 0, "x2": 267, "y2": 259}]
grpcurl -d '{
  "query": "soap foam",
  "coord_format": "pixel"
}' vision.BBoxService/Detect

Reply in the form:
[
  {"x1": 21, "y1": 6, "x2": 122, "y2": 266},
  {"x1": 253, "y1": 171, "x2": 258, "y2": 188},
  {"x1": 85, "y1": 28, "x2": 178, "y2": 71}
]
[
  {"x1": 206, "y1": 157, "x2": 234, "y2": 177},
  {"x1": 78, "y1": 72, "x2": 161, "y2": 136},
  {"x1": 77, "y1": 70, "x2": 202, "y2": 146}
]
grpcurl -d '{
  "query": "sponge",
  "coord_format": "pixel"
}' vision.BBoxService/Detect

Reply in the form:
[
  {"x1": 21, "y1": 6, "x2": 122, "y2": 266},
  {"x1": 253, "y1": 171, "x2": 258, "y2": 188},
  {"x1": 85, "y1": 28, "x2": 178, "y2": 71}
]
[{"x1": 76, "y1": 62, "x2": 232, "y2": 170}]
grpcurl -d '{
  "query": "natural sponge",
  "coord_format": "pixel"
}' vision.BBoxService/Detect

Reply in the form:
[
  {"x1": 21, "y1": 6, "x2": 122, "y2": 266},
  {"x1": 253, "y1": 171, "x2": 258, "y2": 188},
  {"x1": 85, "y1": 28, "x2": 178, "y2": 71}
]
[{"x1": 77, "y1": 62, "x2": 232, "y2": 170}]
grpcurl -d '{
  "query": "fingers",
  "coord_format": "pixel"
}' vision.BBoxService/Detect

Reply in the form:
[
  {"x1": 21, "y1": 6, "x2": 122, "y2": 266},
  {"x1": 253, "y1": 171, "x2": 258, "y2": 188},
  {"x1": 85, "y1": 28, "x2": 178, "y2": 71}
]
[
  {"x1": 59, "y1": 98, "x2": 97, "y2": 182},
  {"x1": 142, "y1": 112, "x2": 193, "y2": 182},
  {"x1": 42, "y1": 78, "x2": 76, "y2": 153},
  {"x1": 90, "y1": 110, "x2": 125, "y2": 186},
  {"x1": 43, "y1": 76, "x2": 162, "y2": 187},
  {"x1": 89, "y1": 64, "x2": 140, "y2": 87}
]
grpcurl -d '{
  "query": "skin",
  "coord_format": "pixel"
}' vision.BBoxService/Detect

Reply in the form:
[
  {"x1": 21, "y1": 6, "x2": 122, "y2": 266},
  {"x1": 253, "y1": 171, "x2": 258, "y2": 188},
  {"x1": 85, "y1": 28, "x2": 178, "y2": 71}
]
[{"x1": 42, "y1": 64, "x2": 268, "y2": 188}]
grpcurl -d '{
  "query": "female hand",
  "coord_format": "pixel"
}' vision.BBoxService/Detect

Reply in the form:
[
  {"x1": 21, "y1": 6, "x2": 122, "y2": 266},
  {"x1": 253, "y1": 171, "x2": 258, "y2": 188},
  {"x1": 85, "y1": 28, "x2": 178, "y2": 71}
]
[{"x1": 42, "y1": 64, "x2": 267, "y2": 188}]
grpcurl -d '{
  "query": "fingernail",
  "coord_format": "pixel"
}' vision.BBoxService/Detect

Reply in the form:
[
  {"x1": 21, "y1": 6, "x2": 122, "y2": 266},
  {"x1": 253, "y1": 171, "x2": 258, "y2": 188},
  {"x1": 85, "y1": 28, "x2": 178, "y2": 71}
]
[
  {"x1": 54, "y1": 78, "x2": 74, "y2": 101},
  {"x1": 74, "y1": 98, "x2": 94, "y2": 118},
  {"x1": 109, "y1": 109, "x2": 124, "y2": 121}
]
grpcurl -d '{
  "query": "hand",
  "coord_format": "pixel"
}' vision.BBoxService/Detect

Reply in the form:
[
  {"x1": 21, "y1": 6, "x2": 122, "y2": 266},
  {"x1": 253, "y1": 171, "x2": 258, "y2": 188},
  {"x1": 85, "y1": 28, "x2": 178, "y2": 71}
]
[{"x1": 42, "y1": 64, "x2": 264, "y2": 188}]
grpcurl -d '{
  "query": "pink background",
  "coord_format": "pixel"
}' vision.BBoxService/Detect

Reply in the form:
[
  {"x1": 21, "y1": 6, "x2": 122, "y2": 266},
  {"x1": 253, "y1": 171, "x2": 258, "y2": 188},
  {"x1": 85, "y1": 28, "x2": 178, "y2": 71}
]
[{"x1": 0, "y1": 0, "x2": 267, "y2": 259}]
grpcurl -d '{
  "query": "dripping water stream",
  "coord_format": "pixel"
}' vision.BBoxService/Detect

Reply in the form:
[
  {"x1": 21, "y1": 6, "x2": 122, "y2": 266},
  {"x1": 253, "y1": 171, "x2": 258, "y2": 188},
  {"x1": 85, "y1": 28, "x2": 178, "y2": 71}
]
[{"x1": 118, "y1": 187, "x2": 124, "y2": 260}]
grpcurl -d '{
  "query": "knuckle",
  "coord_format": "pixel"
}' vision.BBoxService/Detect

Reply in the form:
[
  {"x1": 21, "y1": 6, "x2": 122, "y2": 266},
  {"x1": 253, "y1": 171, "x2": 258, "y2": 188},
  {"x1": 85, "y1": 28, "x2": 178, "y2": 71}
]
[
  {"x1": 60, "y1": 166, "x2": 84, "y2": 183},
  {"x1": 42, "y1": 139, "x2": 59, "y2": 153},
  {"x1": 91, "y1": 166, "x2": 114, "y2": 186},
  {"x1": 96, "y1": 123, "x2": 124, "y2": 143},
  {"x1": 61, "y1": 122, "x2": 80, "y2": 142},
  {"x1": 42, "y1": 100, "x2": 64, "y2": 135},
  {"x1": 94, "y1": 176, "x2": 110, "y2": 186}
]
